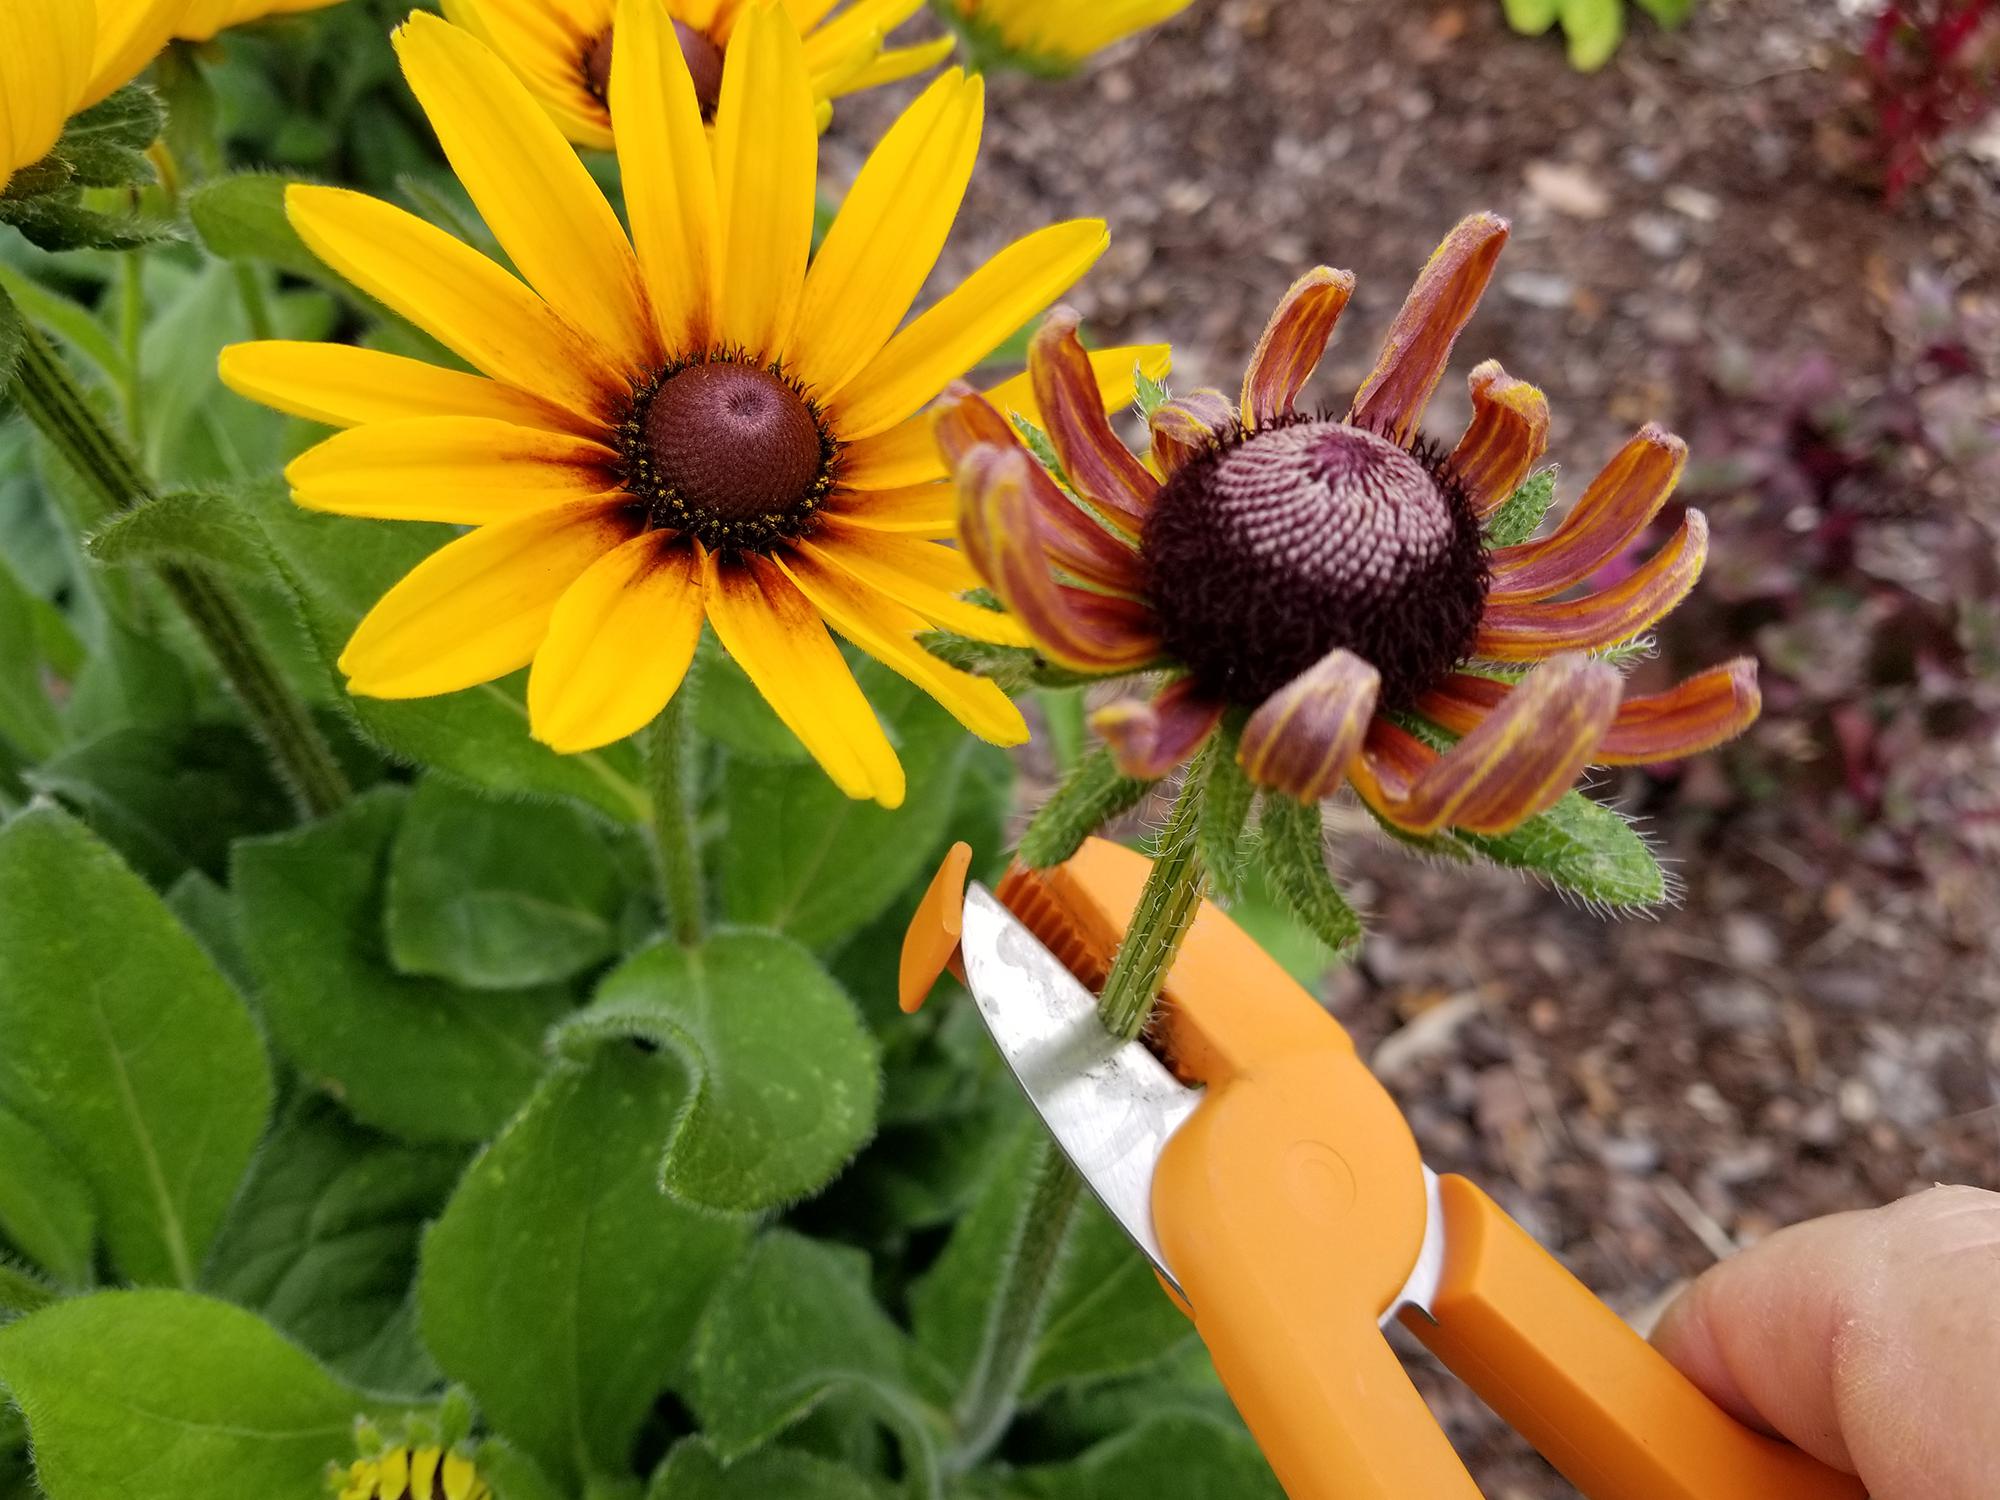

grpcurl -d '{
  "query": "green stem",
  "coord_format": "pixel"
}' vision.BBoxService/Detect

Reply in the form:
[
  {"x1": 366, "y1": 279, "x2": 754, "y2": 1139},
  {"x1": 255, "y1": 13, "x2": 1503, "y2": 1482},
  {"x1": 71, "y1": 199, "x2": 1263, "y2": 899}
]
[
  {"x1": 232, "y1": 264, "x2": 274, "y2": 342},
  {"x1": 644, "y1": 680, "x2": 705, "y2": 946},
  {"x1": 1096, "y1": 755, "x2": 1212, "y2": 1040},
  {"x1": 11, "y1": 320, "x2": 351, "y2": 818},
  {"x1": 118, "y1": 255, "x2": 145, "y2": 449},
  {"x1": 948, "y1": 1139, "x2": 1086, "y2": 1470}
]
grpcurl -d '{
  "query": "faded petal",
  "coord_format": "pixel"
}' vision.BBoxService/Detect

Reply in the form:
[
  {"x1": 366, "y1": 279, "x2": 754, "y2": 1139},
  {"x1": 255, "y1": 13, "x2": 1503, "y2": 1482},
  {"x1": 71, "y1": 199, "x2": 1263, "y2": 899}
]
[
  {"x1": 1149, "y1": 388, "x2": 1237, "y2": 476},
  {"x1": 1242, "y1": 266, "x2": 1356, "y2": 429},
  {"x1": 1029, "y1": 309, "x2": 1162, "y2": 531},
  {"x1": 1474, "y1": 510, "x2": 1709, "y2": 661},
  {"x1": 1093, "y1": 677, "x2": 1226, "y2": 780},
  {"x1": 1450, "y1": 360, "x2": 1551, "y2": 517},
  {"x1": 1238, "y1": 648, "x2": 1381, "y2": 801},
  {"x1": 1488, "y1": 424, "x2": 1687, "y2": 600},
  {"x1": 1596, "y1": 659, "x2": 1761, "y2": 764}
]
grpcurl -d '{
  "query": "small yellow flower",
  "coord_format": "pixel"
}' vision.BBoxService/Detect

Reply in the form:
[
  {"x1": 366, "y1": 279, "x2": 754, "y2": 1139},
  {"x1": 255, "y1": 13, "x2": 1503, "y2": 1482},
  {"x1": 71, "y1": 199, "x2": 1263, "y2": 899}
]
[
  {"x1": 336, "y1": 1445, "x2": 491, "y2": 1500},
  {"x1": 176, "y1": 0, "x2": 348, "y2": 42},
  {"x1": 0, "y1": 0, "x2": 189, "y2": 193},
  {"x1": 441, "y1": 0, "x2": 954, "y2": 150},
  {"x1": 223, "y1": 4, "x2": 1163, "y2": 806},
  {"x1": 945, "y1": 0, "x2": 1193, "y2": 70}
]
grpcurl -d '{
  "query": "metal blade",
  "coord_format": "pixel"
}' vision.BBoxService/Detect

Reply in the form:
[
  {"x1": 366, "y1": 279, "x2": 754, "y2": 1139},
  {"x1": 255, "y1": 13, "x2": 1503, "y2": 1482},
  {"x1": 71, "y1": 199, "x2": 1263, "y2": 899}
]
[{"x1": 957, "y1": 884, "x2": 1201, "y2": 1296}]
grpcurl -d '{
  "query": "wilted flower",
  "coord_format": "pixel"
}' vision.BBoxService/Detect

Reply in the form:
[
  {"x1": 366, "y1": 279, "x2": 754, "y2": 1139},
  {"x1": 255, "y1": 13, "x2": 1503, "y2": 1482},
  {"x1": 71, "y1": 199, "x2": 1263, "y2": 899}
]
[
  {"x1": 941, "y1": 0, "x2": 1193, "y2": 70},
  {"x1": 938, "y1": 213, "x2": 1760, "y2": 837},
  {"x1": 0, "y1": 0, "x2": 188, "y2": 192},
  {"x1": 441, "y1": 0, "x2": 952, "y2": 148},
  {"x1": 223, "y1": 5, "x2": 1161, "y2": 806},
  {"x1": 177, "y1": 0, "x2": 347, "y2": 41},
  {"x1": 335, "y1": 1445, "x2": 490, "y2": 1500}
]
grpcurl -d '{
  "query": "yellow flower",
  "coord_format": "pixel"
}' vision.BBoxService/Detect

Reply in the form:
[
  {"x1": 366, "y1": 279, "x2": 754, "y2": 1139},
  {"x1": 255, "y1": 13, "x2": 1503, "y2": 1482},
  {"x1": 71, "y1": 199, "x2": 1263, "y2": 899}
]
[
  {"x1": 0, "y1": 0, "x2": 190, "y2": 193},
  {"x1": 440, "y1": 0, "x2": 954, "y2": 150},
  {"x1": 177, "y1": 0, "x2": 347, "y2": 42},
  {"x1": 336, "y1": 1445, "x2": 490, "y2": 1500},
  {"x1": 946, "y1": 0, "x2": 1192, "y2": 69},
  {"x1": 222, "y1": 4, "x2": 1163, "y2": 806}
]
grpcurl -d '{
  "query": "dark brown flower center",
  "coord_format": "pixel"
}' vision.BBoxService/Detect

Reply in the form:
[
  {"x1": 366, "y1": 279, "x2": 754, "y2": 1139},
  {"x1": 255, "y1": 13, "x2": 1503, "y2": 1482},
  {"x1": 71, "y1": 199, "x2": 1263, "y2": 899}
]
[
  {"x1": 617, "y1": 359, "x2": 840, "y2": 551},
  {"x1": 582, "y1": 22, "x2": 724, "y2": 117},
  {"x1": 1142, "y1": 418, "x2": 1489, "y2": 709}
]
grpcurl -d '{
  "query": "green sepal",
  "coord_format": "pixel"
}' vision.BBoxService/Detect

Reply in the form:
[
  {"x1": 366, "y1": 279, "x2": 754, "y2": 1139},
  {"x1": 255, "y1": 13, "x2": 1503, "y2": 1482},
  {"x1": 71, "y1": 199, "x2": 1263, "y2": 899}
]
[
  {"x1": 188, "y1": 172, "x2": 327, "y2": 282},
  {"x1": 1018, "y1": 748, "x2": 1154, "y2": 869},
  {"x1": 1482, "y1": 466, "x2": 1559, "y2": 548},
  {"x1": 920, "y1": 632, "x2": 1129, "y2": 694},
  {"x1": 1197, "y1": 717, "x2": 1257, "y2": 904},
  {"x1": 1134, "y1": 365, "x2": 1173, "y2": 421},
  {"x1": 0, "y1": 1259, "x2": 56, "y2": 1324},
  {"x1": 48, "y1": 85, "x2": 166, "y2": 189},
  {"x1": 0, "y1": 194, "x2": 180, "y2": 253},
  {"x1": 1452, "y1": 791, "x2": 1668, "y2": 909},
  {"x1": 1255, "y1": 796, "x2": 1362, "y2": 956}
]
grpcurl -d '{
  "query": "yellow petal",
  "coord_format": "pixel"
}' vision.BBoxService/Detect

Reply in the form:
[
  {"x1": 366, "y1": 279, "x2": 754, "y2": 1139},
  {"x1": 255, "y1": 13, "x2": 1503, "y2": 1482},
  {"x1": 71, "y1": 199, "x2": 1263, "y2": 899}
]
[
  {"x1": 440, "y1": 1451, "x2": 484, "y2": 1500},
  {"x1": 287, "y1": 184, "x2": 618, "y2": 423},
  {"x1": 394, "y1": 12, "x2": 652, "y2": 376},
  {"x1": 220, "y1": 341, "x2": 591, "y2": 433},
  {"x1": 830, "y1": 219, "x2": 1109, "y2": 440},
  {"x1": 801, "y1": 519, "x2": 1028, "y2": 645},
  {"x1": 407, "y1": 1448, "x2": 442, "y2": 1500},
  {"x1": 529, "y1": 532, "x2": 704, "y2": 751},
  {"x1": 342, "y1": 499, "x2": 640, "y2": 698},
  {"x1": 787, "y1": 70, "x2": 981, "y2": 399},
  {"x1": 821, "y1": 34, "x2": 954, "y2": 97},
  {"x1": 823, "y1": 482, "x2": 956, "y2": 535},
  {"x1": 800, "y1": 0, "x2": 927, "y2": 77},
  {"x1": 778, "y1": 548, "x2": 1027, "y2": 745},
  {"x1": 610, "y1": 0, "x2": 720, "y2": 353},
  {"x1": 83, "y1": 0, "x2": 185, "y2": 107},
  {"x1": 440, "y1": 0, "x2": 614, "y2": 150},
  {"x1": 711, "y1": 2, "x2": 817, "y2": 362},
  {"x1": 0, "y1": 0, "x2": 91, "y2": 187},
  {"x1": 288, "y1": 417, "x2": 619, "y2": 523},
  {"x1": 702, "y1": 549, "x2": 904, "y2": 806}
]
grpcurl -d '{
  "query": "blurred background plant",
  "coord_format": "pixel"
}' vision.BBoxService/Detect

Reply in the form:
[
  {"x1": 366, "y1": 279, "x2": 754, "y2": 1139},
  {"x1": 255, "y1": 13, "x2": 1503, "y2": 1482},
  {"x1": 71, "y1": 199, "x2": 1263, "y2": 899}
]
[{"x1": 1500, "y1": 0, "x2": 1697, "y2": 71}]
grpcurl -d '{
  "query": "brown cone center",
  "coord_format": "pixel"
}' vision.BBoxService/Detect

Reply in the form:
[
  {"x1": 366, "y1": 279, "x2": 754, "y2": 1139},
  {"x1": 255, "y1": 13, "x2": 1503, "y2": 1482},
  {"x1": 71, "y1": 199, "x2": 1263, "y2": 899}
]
[
  {"x1": 1142, "y1": 418, "x2": 1490, "y2": 709},
  {"x1": 638, "y1": 362, "x2": 829, "y2": 541},
  {"x1": 583, "y1": 23, "x2": 724, "y2": 117}
]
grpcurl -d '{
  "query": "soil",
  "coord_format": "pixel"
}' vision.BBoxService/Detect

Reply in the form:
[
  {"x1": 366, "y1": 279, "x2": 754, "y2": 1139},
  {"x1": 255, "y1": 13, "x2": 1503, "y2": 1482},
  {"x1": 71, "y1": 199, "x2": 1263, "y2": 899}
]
[{"x1": 834, "y1": 2, "x2": 2000, "y2": 1492}]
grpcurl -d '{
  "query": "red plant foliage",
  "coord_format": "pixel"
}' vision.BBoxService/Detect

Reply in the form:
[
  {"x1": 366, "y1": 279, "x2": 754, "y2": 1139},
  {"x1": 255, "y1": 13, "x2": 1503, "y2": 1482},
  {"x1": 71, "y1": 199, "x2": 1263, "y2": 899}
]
[{"x1": 1864, "y1": 0, "x2": 2000, "y2": 199}]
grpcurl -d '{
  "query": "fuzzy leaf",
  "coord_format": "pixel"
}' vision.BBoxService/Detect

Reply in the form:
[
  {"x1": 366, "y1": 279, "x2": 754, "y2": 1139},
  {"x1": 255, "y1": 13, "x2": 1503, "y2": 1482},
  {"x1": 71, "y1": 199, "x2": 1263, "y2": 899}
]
[
  {"x1": 1452, "y1": 791, "x2": 1666, "y2": 908},
  {"x1": 86, "y1": 489, "x2": 278, "y2": 578},
  {"x1": 203, "y1": 1096, "x2": 464, "y2": 1392},
  {"x1": 0, "y1": 195, "x2": 178, "y2": 253},
  {"x1": 1020, "y1": 749, "x2": 1153, "y2": 869},
  {"x1": 0, "y1": 286, "x2": 22, "y2": 402},
  {"x1": 48, "y1": 88, "x2": 163, "y2": 190},
  {"x1": 1256, "y1": 796, "x2": 1362, "y2": 956},
  {"x1": 695, "y1": 639, "x2": 807, "y2": 763},
  {"x1": 0, "y1": 1262, "x2": 55, "y2": 1323},
  {"x1": 0, "y1": 1291, "x2": 403, "y2": 1500},
  {"x1": 187, "y1": 173, "x2": 327, "y2": 282},
  {"x1": 560, "y1": 930, "x2": 879, "y2": 1212},
  {"x1": 0, "y1": 808, "x2": 271, "y2": 1287},
  {"x1": 1014, "y1": 1413, "x2": 1281, "y2": 1499},
  {"x1": 1197, "y1": 725, "x2": 1256, "y2": 904},
  {"x1": 690, "y1": 1231, "x2": 946, "y2": 1477},
  {"x1": 0, "y1": 553, "x2": 60, "y2": 761},
  {"x1": 233, "y1": 790, "x2": 575, "y2": 1144},
  {"x1": 648, "y1": 1439, "x2": 888, "y2": 1500},
  {"x1": 420, "y1": 1047, "x2": 749, "y2": 1488},
  {"x1": 0, "y1": 1107, "x2": 94, "y2": 1288},
  {"x1": 386, "y1": 776, "x2": 633, "y2": 990},
  {"x1": 1481, "y1": 467, "x2": 1559, "y2": 548}
]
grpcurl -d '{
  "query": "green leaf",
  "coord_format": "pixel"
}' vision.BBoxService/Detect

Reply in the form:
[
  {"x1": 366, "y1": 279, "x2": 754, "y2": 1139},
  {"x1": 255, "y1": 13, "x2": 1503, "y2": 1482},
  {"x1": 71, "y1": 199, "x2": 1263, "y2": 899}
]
[
  {"x1": 86, "y1": 489, "x2": 279, "y2": 578},
  {"x1": 0, "y1": 195, "x2": 179, "y2": 253},
  {"x1": 695, "y1": 640, "x2": 806, "y2": 763},
  {"x1": 649, "y1": 1438, "x2": 889, "y2": 1500},
  {"x1": 909, "y1": 1127, "x2": 1040, "y2": 1389},
  {"x1": 232, "y1": 789, "x2": 576, "y2": 1144},
  {"x1": 203, "y1": 1096, "x2": 464, "y2": 1392},
  {"x1": 0, "y1": 268, "x2": 122, "y2": 386},
  {"x1": 562, "y1": 930, "x2": 879, "y2": 1212},
  {"x1": 1559, "y1": 0, "x2": 1625, "y2": 68},
  {"x1": 1452, "y1": 791, "x2": 1667, "y2": 908},
  {"x1": 1019, "y1": 749, "x2": 1153, "y2": 870},
  {"x1": 419, "y1": 1046, "x2": 749, "y2": 1489},
  {"x1": 1636, "y1": 0, "x2": 1696, "y2": 25},
  {"x1": 1025, "y1": 1205, "x2": 1194, "y2": 1399},
  {"x1": 0, "y1": 286, "x2": 22, "y2": 406},
  {"x1": 47, "y1": 85, "x2": 165, "y2": 189},
  {"x1": 0, "y1": 1107, "x2": 94, "y2": 1288},
  {"x1": 1255, "y1": 796, "x2": 1362, "y2": 956},
  {"x1": 1197, "y1": 723, "x2": 1256, "y2": 904},
  {"x1": 919, "y1": 633, "x2": 1116, "y2": 695},
  {"x1": 0, "y1": 1290, "x2": 404, "y2": 1500},
  {"x1": 0, "y1": 808, "x2": 271, "y2": 1287},
  {"x1": 1501, "y1": 0, "x2": 1562, "y2": 31},
  {"x1": 0, "y1": 553, "x2": 61, "y2": 761},
  {"x1": 721, "y1": 670, "x2": 976, "y2": 950},
  {"x1": 186, "y1": 172, "x2": 327, "y2": 283},
  {"x1": 690, "y1": 1231, "x2": 946, "y2": 1478},
  {"x1": 0, "y1": 1261, "x2": 55, "y2": 1323},
  {"x1": 386, "y1": 776, "x2": 631, "y2": 990},
  {"x1": 1014, "y1": 1413, "x2": 1281, "y2": 1500},
  {"x1": 1481, "y1": 467, "x2": 1558, "y2": 549}
]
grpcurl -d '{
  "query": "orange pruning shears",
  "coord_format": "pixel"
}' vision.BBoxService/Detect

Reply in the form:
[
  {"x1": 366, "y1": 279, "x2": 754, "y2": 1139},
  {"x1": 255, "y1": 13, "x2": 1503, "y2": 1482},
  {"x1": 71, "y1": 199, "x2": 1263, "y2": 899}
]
[{"x1": 899, "y1": 837, "x2": 1866, "y2": 1500}]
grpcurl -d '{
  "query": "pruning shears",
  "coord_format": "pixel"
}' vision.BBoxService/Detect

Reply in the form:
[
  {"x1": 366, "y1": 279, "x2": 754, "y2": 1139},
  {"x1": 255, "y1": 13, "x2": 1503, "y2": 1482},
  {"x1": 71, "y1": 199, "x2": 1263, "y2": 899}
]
[{"x1": 898, "y1": 837, "x2": 1866, "y2": 1500}]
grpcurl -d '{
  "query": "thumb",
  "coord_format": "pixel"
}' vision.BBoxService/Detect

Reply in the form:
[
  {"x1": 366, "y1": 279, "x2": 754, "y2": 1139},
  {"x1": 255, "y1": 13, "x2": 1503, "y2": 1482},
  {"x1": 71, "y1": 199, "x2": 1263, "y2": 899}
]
[{"x1": 1651, "y1": 1184, "x2": 2000, "y2": 1500}]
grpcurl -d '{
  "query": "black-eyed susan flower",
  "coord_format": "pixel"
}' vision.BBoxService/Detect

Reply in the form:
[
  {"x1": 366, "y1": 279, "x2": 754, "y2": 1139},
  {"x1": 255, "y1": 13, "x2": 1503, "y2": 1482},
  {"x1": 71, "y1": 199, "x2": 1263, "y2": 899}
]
[
  {"x1": 937, "y1": 213, "x2": 1760, "y2": 838},
  {"x1": 0, "y1": 0, "x2": 189, "y2": 192},
  {"x1": 335, "y1": 1445, "x2": 490, "y2": 1500},
  {"x1": 940, "y1": 0, "x2": 1193, "y2": 72},
  {"x1": 441, "y1": 0, "x2": 953, "y2": 149},
  {"x1": 222, "y1": 3, "x2": 1163, "y2": 806},
  {"x1": 176, "y1": 0, "x2": 347, "y2": 40}
]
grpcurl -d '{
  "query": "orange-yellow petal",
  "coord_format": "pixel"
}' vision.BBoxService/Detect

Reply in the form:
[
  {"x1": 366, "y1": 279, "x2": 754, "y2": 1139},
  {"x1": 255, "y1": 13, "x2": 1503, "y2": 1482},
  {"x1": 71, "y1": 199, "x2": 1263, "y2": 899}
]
[
  {"x1": 286, "y1": 417, "x2": 619, "y2": 524},
  {"x1": 220, "y1": 341, "x2": 591, "y2": 433}
]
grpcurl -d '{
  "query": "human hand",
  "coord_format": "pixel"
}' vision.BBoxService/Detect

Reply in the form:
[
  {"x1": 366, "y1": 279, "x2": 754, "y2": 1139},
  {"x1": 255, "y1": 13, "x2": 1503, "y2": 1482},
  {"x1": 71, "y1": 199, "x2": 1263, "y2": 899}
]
[{"x1": 1652, "y1": 1184, "x2": 2000, "y2": 1500}]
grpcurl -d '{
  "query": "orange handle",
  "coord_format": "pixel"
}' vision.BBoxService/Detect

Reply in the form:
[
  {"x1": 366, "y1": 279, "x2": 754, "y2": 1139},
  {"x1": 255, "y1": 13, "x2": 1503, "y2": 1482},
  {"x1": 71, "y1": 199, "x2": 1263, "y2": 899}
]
[
  {"x1": 1405, "y1": 1175, "x2": 1867, "y2": 1500},
  {"x1": 1152, "y1": 1051, "x2": 1483, "y2": 1500}
]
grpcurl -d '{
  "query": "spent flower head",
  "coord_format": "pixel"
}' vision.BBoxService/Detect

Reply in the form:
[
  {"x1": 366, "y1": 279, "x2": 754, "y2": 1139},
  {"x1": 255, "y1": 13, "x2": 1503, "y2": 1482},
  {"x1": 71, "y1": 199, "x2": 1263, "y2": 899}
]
[
  {"x1": 938, "y1": 213, "x2": 1760, "y2": 844},
  {"x1": 441, "y1": 0, "x2": 953, "y2": 149},
  {"x1": 223, "y1": 3, "x2": 1165, "y2": 806}
]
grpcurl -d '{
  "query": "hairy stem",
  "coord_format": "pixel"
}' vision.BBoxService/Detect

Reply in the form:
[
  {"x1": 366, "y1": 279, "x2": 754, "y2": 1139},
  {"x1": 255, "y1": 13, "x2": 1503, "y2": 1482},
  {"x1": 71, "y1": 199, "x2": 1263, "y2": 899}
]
[
  {"x1": 119, "y1": 255, "x2": 145, "y2": 448},
  {"x1": 12, "y1": 320, "x2": 350, "y2": 817},
  {"x1": 644, "y1": 678, "x2": 705, "y2": 946},
  {"x1": 1096, "y1": 757, "x2": 1212, "y2": 1040}
]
